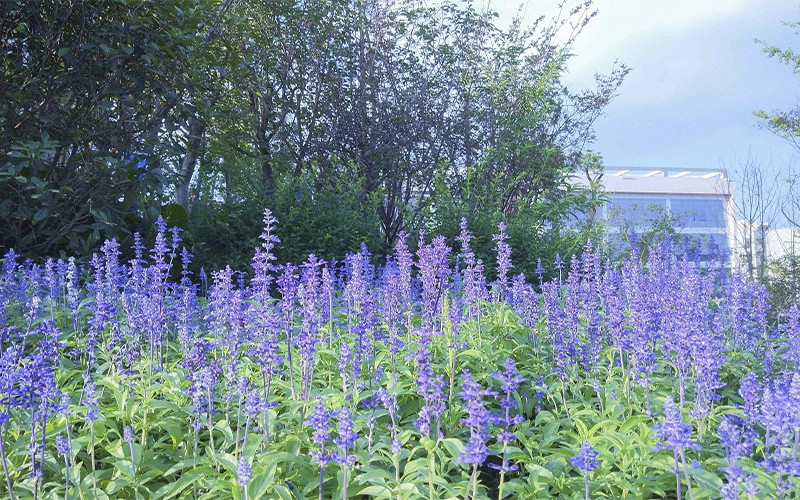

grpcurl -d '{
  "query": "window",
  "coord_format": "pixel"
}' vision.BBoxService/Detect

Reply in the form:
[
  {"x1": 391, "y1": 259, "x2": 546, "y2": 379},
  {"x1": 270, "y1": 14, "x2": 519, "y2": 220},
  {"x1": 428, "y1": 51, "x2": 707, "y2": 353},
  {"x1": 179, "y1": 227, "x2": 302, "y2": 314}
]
[
  {"x1": 670, "y1": 198, "x2": 726, "y2": 228},
  {"x1": 677, "y1": 233, "x2": 729, "y2": 262},
  {"x1": 607, "y1": 197, "x2": 668, "y2": 226}
]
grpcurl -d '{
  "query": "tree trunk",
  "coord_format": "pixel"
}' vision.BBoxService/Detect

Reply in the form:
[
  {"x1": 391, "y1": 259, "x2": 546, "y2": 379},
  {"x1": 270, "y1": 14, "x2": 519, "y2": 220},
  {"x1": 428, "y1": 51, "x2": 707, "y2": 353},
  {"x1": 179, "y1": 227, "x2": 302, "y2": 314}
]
[
  {"x1": 260, "y1": 144, "x2": 275, "y2": 200},
  {"x1": 176, "y1": 117, "x2": 205, "y2": 209}
]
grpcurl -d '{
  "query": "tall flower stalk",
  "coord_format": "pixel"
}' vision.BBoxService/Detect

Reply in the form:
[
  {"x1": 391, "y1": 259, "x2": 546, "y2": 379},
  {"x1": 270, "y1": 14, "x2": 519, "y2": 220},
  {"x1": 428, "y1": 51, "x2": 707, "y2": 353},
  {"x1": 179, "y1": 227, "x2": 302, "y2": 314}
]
[
  {"x1": 458, "y1": 370, "x2": 496, "y2": 500},
  {"x1": 652, "y1": 396, "x2": 700, "y2": 500},
  {"x1": 334, "y1": 406, "x2": 358, "y2": 500},
  {"x1": 571, "y1": 441, "x2": 599, "y2": 500},
  {"x1": 305, "y1": 397, "x2": 334, "y2": 500},
  {"x1": 491, "y1": 359, "x2": 526, "y2": 500}
]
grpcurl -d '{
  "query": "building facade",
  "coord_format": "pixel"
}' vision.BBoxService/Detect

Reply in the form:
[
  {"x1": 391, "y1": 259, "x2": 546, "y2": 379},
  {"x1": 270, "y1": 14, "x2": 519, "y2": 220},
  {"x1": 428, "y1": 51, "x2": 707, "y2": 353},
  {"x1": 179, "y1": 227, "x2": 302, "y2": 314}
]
[{"x1": 583, "y1": 166, "x2": 737, "y2": 264}]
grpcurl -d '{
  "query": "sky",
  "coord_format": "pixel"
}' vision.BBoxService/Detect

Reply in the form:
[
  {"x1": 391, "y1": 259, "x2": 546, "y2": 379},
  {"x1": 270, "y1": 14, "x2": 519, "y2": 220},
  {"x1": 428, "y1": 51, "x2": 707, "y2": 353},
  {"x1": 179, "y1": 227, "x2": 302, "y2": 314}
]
[{"x1": 487, "y1": 0, "x2": 800, "y2": 182}]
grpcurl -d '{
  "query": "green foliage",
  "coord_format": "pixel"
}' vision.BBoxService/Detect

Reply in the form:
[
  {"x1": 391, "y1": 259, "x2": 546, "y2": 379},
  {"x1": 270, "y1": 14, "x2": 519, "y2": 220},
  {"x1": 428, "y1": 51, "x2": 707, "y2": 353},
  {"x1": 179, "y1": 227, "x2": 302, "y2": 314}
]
[
  {"x1": 765, "y1": 253, "x2": 800, "y2": 315},
  {"x1": 423, "y1": 159, "x2": 604, "y2": 282},
  {"x1": 0, "y1": 290, "x2": 780, "y2": 499},
  {"x1": 0, "y1": 0, "x2": 223, "y2": 258},
  {"x1": 187, "y1": 171, "x2": 384, "y2": 274},
  {"x1": 185, "y1": 199, "x2": 264, "y2": 274},
  {"x1": 2, "y1": 0, "x2": 626, "y2": 268},
  {"x1": 755, "y1": 20, "x2": 800, "y2": 151},
  {"x1": 603, "y1": 203, "x2": 685, "y2": 264},
  {"x1": 270, "y1": 171, "x2": 385, "y2": 265}
]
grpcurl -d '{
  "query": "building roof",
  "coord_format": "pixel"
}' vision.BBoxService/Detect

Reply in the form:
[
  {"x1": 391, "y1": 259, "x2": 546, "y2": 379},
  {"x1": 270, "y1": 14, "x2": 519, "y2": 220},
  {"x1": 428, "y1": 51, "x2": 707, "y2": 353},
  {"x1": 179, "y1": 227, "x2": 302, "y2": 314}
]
[{"x1": 595, "y1": 166, "x2": 733, "y2": 196}]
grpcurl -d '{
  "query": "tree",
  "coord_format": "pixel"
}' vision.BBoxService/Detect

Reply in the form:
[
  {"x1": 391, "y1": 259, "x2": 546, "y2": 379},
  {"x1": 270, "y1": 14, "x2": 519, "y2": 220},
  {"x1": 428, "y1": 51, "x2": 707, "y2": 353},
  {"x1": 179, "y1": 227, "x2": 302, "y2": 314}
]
[
  {"x1": 755, "y1": 21, "x2": 800, "y2": 151},
  {"x1": 3, "y1": 0, "x2": 627, "y2": 271},
  {"x1": 724, "y1": 155, "x2": 781, "y2": 282},
  {"x1": 0, "y1": 0, "x2": 224, "y2": 258},
  {"x1": 752, "y1": 24, "x2": 800, "y2": 304}
]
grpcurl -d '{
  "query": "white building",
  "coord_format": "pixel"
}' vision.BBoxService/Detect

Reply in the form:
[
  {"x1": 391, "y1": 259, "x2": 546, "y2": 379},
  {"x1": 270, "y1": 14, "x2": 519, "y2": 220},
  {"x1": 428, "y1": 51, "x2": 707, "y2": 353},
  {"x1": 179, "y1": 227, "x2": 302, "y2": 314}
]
[
  {"x1": 765, "y1": 226, "x2": 800, "y2": 262},
  {"x1": 579, "y1": 166, "x2": 737, "y2": 264}
]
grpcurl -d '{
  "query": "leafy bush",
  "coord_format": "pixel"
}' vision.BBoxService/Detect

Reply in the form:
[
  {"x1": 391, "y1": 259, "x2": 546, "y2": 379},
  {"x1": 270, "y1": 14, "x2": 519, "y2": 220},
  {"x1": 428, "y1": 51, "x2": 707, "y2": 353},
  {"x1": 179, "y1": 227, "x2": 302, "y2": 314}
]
[{"x1": 187, "y1": 172, "x2": 384, "y2": 275}]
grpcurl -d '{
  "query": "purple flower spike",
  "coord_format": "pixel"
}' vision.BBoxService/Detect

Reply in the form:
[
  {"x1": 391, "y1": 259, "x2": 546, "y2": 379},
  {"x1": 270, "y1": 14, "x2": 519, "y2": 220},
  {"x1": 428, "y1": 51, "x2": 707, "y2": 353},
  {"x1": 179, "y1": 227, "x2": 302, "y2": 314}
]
[
  {"x1": 652, "y1": 397, "x2": 701, "y2": 453},
  {"x1": 83, "y1": 376, "x2": 100, "y2": 422},
  {"x1": 55, "y1": 435, "x2": 70, "y2": 456},
  {"x1": 305, "y1": 397, "x2": 335, "y2": 465},
  {"x1": 334, "y1": 407, "x2": 358, "y2": 467},
  {"x1": 237, "y1": 456, "x2": 253, "y2": 486},
  {"x1": 123, "y1": 425, "x2": 134, "y2": 444},
  {"x1": 458, "y1": 370, "x2": 497, "y2": 465},
  {"x1": 570, "y1": 441, "x2": 599, "y2": 473},
  {"x1": 492, "y1": 223, "x2": 512, "y2": 300}
]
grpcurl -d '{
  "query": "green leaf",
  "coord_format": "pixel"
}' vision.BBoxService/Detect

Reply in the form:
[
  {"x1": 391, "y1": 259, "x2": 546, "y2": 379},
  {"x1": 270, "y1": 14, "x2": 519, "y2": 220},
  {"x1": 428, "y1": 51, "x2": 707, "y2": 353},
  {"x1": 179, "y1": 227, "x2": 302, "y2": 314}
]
[
  {"x1": 160, "y1": 203, "x2": 189, "y2": 229},
  {"x1": 152, "y1": 466, "x2": 215, "y2": 500},
  {"x1": 33, "y1": 207, "x2": 49, "y2": 222},
  {"x1": 356, "y1": 484, "x2": 393, "y2": 497}
]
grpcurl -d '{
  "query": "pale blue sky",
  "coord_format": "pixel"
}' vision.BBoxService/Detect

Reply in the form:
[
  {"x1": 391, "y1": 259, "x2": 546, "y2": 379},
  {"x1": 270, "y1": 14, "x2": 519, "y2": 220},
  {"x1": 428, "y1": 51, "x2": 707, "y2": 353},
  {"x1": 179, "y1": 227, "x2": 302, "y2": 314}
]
[{"x1": 489, "y1": 0, "x2": 800, "y2": 177}]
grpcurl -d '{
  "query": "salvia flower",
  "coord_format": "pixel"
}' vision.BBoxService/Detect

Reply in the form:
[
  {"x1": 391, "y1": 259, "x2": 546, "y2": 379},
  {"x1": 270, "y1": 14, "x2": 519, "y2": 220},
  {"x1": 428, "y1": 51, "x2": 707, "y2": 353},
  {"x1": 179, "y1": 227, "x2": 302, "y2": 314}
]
[
  {"x1": 738, "y1": 373, "x2": 761, "y2": 421},
  {"x1": 123, "y1": 425, "x2": 134, "y2": 444},
  {"x1": 55, "y1": 435, "x2": 70, "y2": 455},
  {"x1": 491, "y1": 222, "x2": 512, "y2": 301},
  {"x1": 491, "y1": 358, "x2": 526, "y2": 456},
  {"x1": 305, "y1": 397, "x2": 335, "y2": 465},
  {"x1": 237, "y1": 456, "x2": 253, "y2": 486},
  {"x1": 458, "y1": 370, "x2": 497, "y2": 465},
  {"x1": 83, "y1": 375, "x2": 100, "y2": 422},
  {"x1": 652, "y1": 397, "x2": 700, "y2": 453},
  {"x1": 334, "y1": 406, "x2": 358, "y2": 467},
  {"x1": 570, "y1": 441, "x2": 599, "y2": 473}
]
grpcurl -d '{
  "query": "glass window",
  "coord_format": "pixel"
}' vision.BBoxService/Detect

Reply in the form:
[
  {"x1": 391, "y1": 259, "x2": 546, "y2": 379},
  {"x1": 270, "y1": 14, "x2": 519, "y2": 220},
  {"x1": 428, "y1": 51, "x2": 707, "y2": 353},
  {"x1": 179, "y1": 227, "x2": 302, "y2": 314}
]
[
  {"x1": 607, "y1": 197, "x2": 668, "y2": 226},
  {"x1": 677, "y1": 233, "x2": 730, "y2": 262},
  {"x1": 671, "y1": 198, "x2": 726, "y2": 228}
]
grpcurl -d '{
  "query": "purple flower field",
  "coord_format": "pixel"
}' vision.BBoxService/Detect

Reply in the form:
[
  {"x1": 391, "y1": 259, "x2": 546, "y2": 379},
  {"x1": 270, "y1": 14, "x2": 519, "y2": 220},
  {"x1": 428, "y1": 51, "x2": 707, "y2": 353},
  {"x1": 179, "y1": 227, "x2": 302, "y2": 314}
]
[{"x1": 1, "y1": 209, "x2": 799, "y2": 499}]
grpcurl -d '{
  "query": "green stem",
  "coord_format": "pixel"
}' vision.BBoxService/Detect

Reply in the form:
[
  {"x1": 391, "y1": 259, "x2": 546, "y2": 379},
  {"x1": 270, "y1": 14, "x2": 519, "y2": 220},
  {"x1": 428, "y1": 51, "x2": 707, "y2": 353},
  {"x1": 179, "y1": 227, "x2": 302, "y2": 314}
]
[
  {"x1": 470, "y1": 464, "x2": 478, "y2": 500},
  {"x1": 584, "y1": 471, "x2": 590, "y2": 500},
  {"x1": 318, "y1": 463, "x2": 325, "y2": 500},
  {"x1": 393, "y1": 453, "x2": 401, "y2": 500},
  {"x1": 91, "y1": 425, "x2": 96, "y2": 499},
  {"x1": 680, "y1": 449, "x2": 694, "y2": 500},
  {"x1": 193, "y1": 427, "x2": 199, "y2": 500},
  {"x1": 673, "y1": 450, "x2": 682, "y2": 500},
  {"x1": 63, "y1": 456, "x2": 69, "y2": 500},
  {"x1": 129, "y1": 441, "x2": 136, "y2": 482},
  {"x1": 342, "y1": 464, "x2": 349, "y2": 500},
  {"x1": 0, "y1": 427, "x2": 15, "y2": 500},
  {"x1": 428, "y1": 452, "x2": 435, "y2": 500}
]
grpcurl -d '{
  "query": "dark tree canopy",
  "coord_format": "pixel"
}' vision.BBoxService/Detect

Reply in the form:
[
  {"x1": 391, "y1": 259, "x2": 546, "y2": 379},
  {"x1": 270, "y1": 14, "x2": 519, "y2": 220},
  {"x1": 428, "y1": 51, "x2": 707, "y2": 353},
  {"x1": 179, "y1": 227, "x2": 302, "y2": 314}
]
[{"x1": 1, "y1": 0, "x2": 627, "y2": 271}]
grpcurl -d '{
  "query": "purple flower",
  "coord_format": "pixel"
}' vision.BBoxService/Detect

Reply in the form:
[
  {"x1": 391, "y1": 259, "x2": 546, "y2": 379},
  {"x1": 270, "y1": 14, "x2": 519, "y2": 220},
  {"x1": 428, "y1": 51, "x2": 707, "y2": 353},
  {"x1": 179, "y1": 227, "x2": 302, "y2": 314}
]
[
  {"x1": 570, "y1": 441, "x2": 599, "y2": 473},
  {"x1": 416, "y1": 232, "x2": 451, "y2": 325},
  {"x1": 651, "y1": 397, "x2": 700, "y2": 453},
  {"x1": 717, "y1": 415, "x2": 754, "y2": 462},
  {"x1": 458, "y1": 370, "x2": 497, "y2": 465},
  {"x1": 491, "y1": 358, "x2": 526, "y2": 453},
  {"x1": 243, "y1": 389, "x2": 261, "y2": 419},
  {"x1": 492, "y1": 358, "x2": 526, "y2": 402},
  {"x1": 237, "y1": 456, "x2": 253, "y2": 486},
  {"x1": 83, "y1": 375, "x2": 100, "y2": 422},
  {"x1": 55, "y1": 435, "x2": 70, "y2": 455},
  {"x1": 492, "y1": 223, "x2": 512, "y2": 301},
  {"x1": 783, "y1": 306, "x2": 800, "y2": 365},
  {"x1": 535, "y1": 258, "x2": 545, "y2": 283},
  {"x1": 252, "y1": 209, "x2": 280, "y2": 297},
  {"x1": 334, "y1": 407, "x2": 358, "y2": 467},
  {"x1": 305, "y1": 397, "x2": 334, "y2": 465},
  {"x1": 738, "y1": 373, "x2": 760, "y2": 420},
  {"x1": 123, "y1": 425, "x2": 134, "y2": 444}
]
